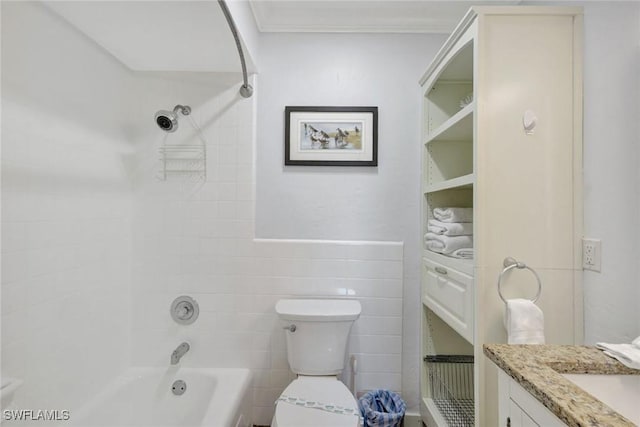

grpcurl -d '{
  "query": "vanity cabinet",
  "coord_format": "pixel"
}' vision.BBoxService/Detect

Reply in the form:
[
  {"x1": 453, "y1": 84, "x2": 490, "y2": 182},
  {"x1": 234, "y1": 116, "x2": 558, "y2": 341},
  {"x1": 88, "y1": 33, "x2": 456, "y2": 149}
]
[
  {"x1": 498, "y1": 371, "x2": 565, "y2": 427},
  {"x1": 419, "y1": 6, "x2": 583, "y2": 426}
]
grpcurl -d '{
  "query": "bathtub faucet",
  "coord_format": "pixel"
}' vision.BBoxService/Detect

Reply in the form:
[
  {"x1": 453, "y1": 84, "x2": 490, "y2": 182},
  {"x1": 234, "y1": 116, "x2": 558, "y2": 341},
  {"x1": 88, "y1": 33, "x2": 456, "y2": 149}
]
[{"x1": 171, "y1": 342, "x2": 190, "y2": 365}]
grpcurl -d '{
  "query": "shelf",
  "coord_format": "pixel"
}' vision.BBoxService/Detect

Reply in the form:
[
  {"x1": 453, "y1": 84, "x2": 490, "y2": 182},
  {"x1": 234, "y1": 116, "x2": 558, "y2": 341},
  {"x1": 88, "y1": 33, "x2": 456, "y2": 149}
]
[
  {"x1": 425, "y1": 173, "x2": 474, "y2": 193},
  {"x1": 426, "y1": 102, "x2": 474, "y2": 144},
  {"x1": 159, "y1": 144, "x2": 206, "y2": 181}
]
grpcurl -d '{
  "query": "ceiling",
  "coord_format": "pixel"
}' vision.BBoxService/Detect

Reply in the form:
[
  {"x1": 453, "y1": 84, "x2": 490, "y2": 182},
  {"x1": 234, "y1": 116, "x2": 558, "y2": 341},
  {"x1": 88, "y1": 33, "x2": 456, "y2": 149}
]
[
  {"x1": 45, "y1": 1, "x2": 244, "y2": 72},
  {"x1": 44, "y1": 1, "x2": 520, "y2": 73},
  {"x1": 249, "y1": 0, "x2": 520, "y2": 34}
]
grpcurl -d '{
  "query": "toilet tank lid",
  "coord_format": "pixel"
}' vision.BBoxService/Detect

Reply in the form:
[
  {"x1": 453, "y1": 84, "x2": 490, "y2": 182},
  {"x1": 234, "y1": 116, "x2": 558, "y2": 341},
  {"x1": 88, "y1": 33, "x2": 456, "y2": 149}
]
[{"x1": 275, "y1": 299, "x2": 361, "y2": 321}]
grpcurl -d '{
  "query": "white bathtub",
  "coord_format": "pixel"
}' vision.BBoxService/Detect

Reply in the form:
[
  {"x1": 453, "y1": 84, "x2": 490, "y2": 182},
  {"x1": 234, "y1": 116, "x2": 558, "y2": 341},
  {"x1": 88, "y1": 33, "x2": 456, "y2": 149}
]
[{"x1": 71, "y1": 367, "x2": 252, "y2": 427}]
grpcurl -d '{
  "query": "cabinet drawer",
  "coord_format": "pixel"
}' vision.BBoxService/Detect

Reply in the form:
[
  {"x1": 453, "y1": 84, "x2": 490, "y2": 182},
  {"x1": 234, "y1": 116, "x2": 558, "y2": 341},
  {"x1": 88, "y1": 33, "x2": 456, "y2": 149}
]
[{"x1": 422, "y1": 258, "x2": 474, "y2": 343}]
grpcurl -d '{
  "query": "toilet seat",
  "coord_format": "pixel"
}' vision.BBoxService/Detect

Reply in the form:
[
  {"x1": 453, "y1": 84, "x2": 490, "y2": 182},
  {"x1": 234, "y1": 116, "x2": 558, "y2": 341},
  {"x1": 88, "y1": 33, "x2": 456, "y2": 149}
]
[{"x1": 272, "y1": 376, "x2": 359, "y2": 427}]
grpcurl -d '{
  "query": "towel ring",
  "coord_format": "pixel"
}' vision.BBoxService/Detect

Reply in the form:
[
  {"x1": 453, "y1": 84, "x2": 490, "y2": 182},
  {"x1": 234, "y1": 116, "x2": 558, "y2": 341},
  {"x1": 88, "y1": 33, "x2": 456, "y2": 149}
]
[{"x1": 497, "y1": 257, "x2": 542, "y2": 304}]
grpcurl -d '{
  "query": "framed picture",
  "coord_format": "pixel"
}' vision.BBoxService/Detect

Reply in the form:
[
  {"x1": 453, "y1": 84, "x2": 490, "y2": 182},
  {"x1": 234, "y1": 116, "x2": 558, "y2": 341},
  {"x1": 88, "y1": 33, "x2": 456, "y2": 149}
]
[{"x1": 285, "y1": 106, "x2": 378, "y2": 166}]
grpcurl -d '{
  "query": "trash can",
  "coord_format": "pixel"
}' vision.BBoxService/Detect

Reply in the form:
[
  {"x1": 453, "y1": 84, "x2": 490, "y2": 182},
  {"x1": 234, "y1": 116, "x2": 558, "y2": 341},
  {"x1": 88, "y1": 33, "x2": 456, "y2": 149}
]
[{"x1": 358, "y1": 389, "x2": 406, "y2": 427}]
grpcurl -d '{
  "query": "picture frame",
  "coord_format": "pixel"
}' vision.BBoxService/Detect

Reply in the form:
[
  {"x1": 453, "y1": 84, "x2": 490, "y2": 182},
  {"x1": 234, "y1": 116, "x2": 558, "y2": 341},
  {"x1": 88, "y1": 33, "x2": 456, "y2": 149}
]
[{"x1": 284, "y1": 106, "x2": 378, "y2": 166}]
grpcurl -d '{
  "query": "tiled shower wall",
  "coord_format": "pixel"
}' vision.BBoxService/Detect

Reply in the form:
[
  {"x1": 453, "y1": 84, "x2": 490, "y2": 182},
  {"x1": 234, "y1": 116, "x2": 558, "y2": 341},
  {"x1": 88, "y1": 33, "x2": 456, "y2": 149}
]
[
  {"x1": 131, "y1": 78, "x2": 404, "y2": 424},
  {"x1": 1, "y1": 2, "x2": 133, "y2": 412}
]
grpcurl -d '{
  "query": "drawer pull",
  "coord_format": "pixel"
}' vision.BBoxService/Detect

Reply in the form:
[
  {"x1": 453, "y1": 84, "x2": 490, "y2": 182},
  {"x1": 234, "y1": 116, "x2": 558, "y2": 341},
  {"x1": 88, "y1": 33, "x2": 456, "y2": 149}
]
[{"x1": 434, "y1": 266, "x2": 448, "y2": 275}]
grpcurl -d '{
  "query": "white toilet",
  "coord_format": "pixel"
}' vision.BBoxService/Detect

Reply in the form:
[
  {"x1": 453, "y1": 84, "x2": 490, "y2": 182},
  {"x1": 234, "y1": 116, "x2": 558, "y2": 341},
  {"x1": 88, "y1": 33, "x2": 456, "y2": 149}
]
[{"x1": 272, "y1": 299, "x2": 362, "y2": 427}]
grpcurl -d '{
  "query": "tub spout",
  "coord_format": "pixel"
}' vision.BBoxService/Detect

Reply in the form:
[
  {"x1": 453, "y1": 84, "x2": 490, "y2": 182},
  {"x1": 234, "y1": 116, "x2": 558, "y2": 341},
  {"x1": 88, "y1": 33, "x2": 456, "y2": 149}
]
[{"x1": 171, "y1": 342, "x2": 190, "y2": 365}]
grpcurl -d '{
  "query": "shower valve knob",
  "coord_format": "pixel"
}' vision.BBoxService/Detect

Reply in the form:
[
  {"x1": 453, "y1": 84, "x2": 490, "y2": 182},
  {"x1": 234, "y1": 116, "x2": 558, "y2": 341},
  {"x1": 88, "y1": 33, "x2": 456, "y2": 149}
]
[
  {"x1": 176, "y1": 303, "x2": 192, "y2": 319},
  {"x1": 170, "y1": 296, "x2": 199, "y2": 325}
]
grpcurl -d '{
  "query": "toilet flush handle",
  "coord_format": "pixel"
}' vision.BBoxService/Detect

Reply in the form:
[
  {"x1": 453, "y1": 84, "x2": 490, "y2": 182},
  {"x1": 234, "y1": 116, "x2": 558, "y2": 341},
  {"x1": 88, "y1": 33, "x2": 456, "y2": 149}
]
[{"x1": 283, "y1": 324, "x2": 297, "y2": 333}]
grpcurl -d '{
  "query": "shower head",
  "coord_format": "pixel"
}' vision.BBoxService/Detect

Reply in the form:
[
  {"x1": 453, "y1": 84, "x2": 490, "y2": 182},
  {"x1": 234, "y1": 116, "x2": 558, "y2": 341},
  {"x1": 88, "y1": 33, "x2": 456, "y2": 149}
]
[{"x1": 155, "y1": 105, "x2": 191, "y2": 132}]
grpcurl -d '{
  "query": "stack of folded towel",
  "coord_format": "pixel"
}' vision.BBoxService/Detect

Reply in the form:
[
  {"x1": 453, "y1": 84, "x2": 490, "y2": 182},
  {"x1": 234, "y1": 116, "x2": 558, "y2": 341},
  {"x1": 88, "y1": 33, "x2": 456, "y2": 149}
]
[{"x1": 425, "y1": 207, "x2": 474, "y2": 259}]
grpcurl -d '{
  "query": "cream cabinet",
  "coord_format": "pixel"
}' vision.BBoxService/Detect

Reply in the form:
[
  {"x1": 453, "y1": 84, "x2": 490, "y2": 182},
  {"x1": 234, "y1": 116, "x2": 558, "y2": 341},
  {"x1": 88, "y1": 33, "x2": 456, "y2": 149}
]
[
  {"x1": 498, "y1": 371, "x2": 565, "y2": 427},
  {"x1": 419, "y1": 7, "x2": 583, "y2": 426}
]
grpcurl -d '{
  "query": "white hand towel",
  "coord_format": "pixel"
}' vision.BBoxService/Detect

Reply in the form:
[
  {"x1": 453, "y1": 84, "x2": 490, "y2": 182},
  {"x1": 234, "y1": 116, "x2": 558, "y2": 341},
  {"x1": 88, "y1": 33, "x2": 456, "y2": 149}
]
[
  {"x1": 504, "y1": 299, "x2": 545, "y2": 344},
  {"x1": 424, "y1": 233, "x2": 473, "y2": 255},
  {"x1": 596, "y1": 336, "x2": 640, "y2": 370},
  {"x1": 451, "y1": 248, "x2": 474, "y2": 259},
  {"x1": 427, "y1": 219, "x2": 473, "y2": 236},
  {"x1": 433, "y1": 207, "x2": 473, "y2": 223}
]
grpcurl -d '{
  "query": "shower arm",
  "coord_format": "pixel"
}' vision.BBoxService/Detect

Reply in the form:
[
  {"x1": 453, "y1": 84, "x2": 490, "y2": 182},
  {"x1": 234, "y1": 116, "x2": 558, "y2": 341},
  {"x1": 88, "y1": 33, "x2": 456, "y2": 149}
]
[
  {"x1": 217, "y1": 0, "x2": 253, "y2": 98},
  {"x1": 173, "y1": 105, "x2": 191, "y2": 115}
]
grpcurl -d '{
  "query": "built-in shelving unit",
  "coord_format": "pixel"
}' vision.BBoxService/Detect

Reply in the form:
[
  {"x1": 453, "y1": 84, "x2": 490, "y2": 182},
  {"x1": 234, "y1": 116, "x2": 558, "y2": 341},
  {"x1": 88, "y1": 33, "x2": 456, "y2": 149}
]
[
  {"x1": 425, "y1": 174, "x2": 474, "y2": 194},
  {"x1": 426, "y1": 103, "x2": 474, "y2": 144},
  {"x1": 419, "y1": 6, "x2": 584, "y2": 426}
]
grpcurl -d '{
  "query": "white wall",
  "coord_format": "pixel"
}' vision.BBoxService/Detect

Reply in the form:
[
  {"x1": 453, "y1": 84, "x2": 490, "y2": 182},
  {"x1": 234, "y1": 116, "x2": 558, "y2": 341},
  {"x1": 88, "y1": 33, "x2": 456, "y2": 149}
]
[
  {"x1": 226, "y1": 0, "x2": 260, "y2": 72},
  {"x1": 1, "y1": 2, "x2": 134, "y2": 412},
  {"x1": 581, "y1": 2, "x2": 640, "y2": 344},
  {"x1": 255, "y1": 32, "x2": 447, "y2": 412}
]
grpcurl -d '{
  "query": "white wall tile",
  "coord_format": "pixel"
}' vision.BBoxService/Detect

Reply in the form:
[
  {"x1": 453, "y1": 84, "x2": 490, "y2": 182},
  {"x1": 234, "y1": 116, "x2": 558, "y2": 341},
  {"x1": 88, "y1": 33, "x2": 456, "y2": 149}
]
[{"x1": 1, "y1": 1, "x2": 133, "y2": 412}]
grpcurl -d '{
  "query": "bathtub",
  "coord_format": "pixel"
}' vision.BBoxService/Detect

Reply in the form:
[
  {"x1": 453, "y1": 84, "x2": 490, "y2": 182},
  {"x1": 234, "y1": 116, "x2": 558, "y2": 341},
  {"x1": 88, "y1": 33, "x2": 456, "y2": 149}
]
[{"x1": 71, "y1": 367, "x2": 252, "y2": 427}]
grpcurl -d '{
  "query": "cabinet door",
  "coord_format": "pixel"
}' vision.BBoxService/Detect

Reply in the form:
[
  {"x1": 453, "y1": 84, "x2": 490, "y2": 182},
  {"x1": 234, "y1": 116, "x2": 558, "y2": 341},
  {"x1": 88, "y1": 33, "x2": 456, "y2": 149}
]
[
  {"x1": 522, "y1": 411, "x2": 540, "y2": 427},
  {"x1": 499, "y1": 371, "x2": 566, "y2": 427},
  {"x1": 507, "y1": 399, "x2": 540, "y2": 427},
  {"x1": 508, "y1": 400, "x2": 523, "y2": 427}
]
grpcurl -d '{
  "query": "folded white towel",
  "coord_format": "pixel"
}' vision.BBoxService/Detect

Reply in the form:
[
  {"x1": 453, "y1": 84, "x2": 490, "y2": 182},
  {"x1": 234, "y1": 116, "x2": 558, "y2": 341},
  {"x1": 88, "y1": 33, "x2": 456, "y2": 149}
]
[
  {"x1": 433, "y1": 207, "x2": 473, "y2": 223},
  {"x1": 451, "y1": 248, "x2": 474, "y2": 259},
  {"x1": 425, "y1": 233, "x2": 473, "y2": 255},
  {"x1": 427, "y1": 219, "x2": 473, "y2": 236},
  {"x1": 596, "y1": 336, "x2": 640, "y2": 370},
  {"x1": 504, "y1": 299, "x2": 545, "y2": 344}
]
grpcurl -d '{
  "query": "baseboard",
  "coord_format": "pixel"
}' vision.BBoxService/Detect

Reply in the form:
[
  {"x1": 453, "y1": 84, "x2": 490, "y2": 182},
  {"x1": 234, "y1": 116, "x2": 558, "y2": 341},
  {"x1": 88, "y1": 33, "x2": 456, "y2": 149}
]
[{"x1": 402, "y1": 412, "x2": 423, "y2": 427}]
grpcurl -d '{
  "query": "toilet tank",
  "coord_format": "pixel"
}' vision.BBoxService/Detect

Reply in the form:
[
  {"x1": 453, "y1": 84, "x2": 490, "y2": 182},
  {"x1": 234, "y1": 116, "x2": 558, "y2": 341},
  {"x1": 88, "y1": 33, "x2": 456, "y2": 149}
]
[{"x1": 275, "y1": 299, "x2": 361, "y2": 376}]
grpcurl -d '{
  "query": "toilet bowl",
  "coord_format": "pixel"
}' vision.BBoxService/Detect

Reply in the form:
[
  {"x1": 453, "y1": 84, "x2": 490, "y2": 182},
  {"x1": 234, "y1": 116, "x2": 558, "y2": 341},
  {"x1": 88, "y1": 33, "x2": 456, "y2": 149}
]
[
  {"x1": 272, "y1": 376, "x2": 359, "y2": 427},
  {"x1": 272, "y1": 299, "x2": 361, "y2": 427}
]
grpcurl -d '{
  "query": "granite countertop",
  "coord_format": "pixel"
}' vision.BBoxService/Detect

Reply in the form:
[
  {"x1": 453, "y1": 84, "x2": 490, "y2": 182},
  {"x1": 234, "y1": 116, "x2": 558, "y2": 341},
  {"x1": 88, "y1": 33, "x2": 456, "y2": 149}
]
[{"x1": 484, "y1": 344, "x2": 639, "y2": 427}]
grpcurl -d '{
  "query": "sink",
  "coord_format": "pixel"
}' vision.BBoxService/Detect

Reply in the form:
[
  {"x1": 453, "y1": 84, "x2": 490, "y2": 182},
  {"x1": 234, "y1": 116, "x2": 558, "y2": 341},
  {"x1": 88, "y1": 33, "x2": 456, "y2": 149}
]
[{"x1": 562, "y1": 374, "x2": 640, "y2": 424}]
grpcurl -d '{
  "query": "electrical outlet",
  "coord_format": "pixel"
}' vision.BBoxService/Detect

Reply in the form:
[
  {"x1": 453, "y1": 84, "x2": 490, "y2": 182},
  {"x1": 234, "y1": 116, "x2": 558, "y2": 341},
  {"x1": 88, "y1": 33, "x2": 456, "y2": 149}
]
[{"x1": 582, "y1": 238, "x2": 601, "y2": 272}]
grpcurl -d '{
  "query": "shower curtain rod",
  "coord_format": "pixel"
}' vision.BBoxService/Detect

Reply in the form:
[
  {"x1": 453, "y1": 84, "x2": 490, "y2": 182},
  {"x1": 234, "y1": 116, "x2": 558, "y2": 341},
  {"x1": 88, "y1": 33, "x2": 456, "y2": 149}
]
[{"x1": 217, "y1": 0, "x2": 253, "y2": 98}]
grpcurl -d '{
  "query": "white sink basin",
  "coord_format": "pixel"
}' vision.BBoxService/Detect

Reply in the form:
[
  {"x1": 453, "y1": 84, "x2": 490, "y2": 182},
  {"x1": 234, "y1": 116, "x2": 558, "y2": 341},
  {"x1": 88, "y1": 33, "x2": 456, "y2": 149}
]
[{"x1": 562, "y1": 374, "x2": 640, "y2": 425}]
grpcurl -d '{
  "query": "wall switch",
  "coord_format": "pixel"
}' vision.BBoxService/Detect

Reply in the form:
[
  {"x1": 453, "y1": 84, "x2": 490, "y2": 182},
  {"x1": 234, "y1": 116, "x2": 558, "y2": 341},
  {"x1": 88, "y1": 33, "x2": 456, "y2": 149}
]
[{"x1": 582, "y1": 238, "x2": 601, "y2": 272}]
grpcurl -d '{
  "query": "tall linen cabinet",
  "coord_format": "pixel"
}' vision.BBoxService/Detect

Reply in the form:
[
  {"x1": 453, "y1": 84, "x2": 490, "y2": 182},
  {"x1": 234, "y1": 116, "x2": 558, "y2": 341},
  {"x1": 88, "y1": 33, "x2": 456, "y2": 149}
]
[{"x1": 419, "y1": 7, "x2": 583, "y2": 426}]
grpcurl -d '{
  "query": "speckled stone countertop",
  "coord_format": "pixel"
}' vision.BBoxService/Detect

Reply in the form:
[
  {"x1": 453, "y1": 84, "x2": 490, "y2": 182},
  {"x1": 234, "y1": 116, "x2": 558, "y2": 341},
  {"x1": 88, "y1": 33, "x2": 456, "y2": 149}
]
[{"x1": 484, "y1": 344, "x2": 639, "y2": 427}]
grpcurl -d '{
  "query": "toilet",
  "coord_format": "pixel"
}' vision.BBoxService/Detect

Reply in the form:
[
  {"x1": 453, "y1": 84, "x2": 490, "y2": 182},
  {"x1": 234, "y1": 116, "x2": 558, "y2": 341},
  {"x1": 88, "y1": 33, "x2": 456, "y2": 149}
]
[{"x1": 272, "y1": 299, "x2": 362, "y2": 427}]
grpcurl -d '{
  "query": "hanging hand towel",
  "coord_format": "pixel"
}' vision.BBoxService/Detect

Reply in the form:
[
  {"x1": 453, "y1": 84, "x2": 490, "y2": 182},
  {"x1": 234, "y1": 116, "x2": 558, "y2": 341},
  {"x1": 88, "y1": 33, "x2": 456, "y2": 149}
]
[
  {"x1": 596, "y1": 335, "x2": 640, "y2": 370},
  {"x1": 504, "y1": 299, "x2": 545, "y2": 344},
  {"x1": 424, "y1": 233, "x2": 473, "y2": 255},
  {"x1": 433, "y1": 207, "x2": 473, "y2": 223},
  {"x1": 427, "y1": 219, "x2": 473, "y2": 236}
]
